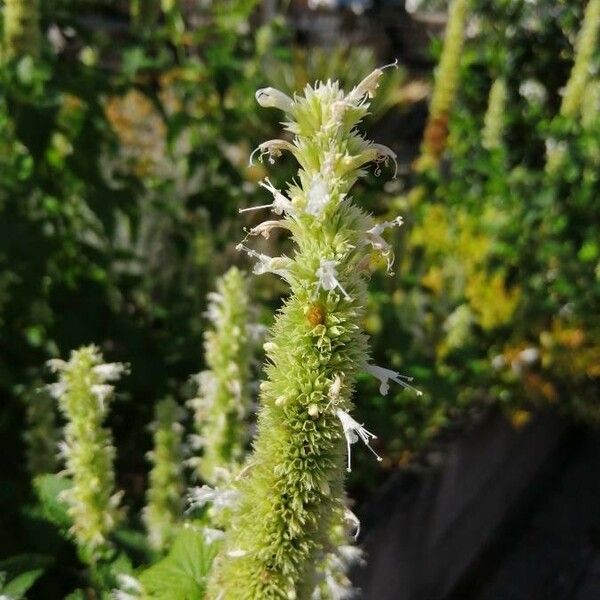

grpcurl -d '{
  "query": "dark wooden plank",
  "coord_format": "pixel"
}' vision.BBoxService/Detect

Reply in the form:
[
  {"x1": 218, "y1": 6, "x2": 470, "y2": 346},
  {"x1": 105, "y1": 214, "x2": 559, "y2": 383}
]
[{"x1": 353, "y1": 409, "x2": 566, "y2": 600}]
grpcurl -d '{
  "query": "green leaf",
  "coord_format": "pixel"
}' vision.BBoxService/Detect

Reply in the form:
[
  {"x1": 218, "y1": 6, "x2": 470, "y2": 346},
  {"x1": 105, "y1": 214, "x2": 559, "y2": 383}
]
[
  {"x1": 2, "y1": 568, "x2": 44, "y2": 598},
  {"x1": 32, "y1": 474, "x2": 73, "y2": 532},
  {"x1": 139, "y1": 527, "x2": 217, "y2": 600}
]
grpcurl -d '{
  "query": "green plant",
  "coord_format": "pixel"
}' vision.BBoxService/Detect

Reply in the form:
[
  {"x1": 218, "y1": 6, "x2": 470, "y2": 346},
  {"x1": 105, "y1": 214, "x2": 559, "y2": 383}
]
[
  {"x1": 189, "y1": 267, "x2": 254, "y2": 485},
  {"x1": 207, "y1": 64, "x2": 414, "y2": 599},
  {"x1": 48, "y1": 345, "x2": 126, "y2": 564},
  {"x1": 143, "y1": 397, "x2": 185, "y2": 552}
]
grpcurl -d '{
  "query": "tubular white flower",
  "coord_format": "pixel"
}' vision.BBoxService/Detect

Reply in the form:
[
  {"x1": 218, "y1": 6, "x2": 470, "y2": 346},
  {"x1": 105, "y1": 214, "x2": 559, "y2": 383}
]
[
  {"x1": 306, "y1": 176, "x2": 331, "y2": 216},
  {"x1": 316, "y1": 259, "x2": 351, "y2": 300},
  {"x1": 245, "y1": 220, "x2": 289, "y2": 240},
  {"x1": 371, "y1": 143, "x2": 398, "y2": 178},
  {"x1": 203, "y1": 527, "x2": 226, "y2": 544},
  {"x1": 236, "y1": 244, "x2": 292, "y2": 280},
  {"x1": 93, "y1": 362, "x2": 129, "y2": 381},
  {"x1": 345, "y1": 60, "x2": 399, "y2": 106},
  {"x1": 46, "y1": 358, "x2": 67, "y2": 373},
  {"x1": 248, "y1": 139, "x2": 295, "y2": 166},
  {"x1": 239, "y1": 178, "x2": 295, "y2": 215},
  {"x1": 255, "y1": 87, "x2": 295, "y2": 113},
  {"x1": 91, "y1": 384, "x2": 114, "y2": 409},
  {"x1": 365, "y1": 363, "x2": 422, "y2": 396},
  {"x1": 187, "y1": 485, "x2": 240, "y2": 511},
  {"x1": 47, "y1": 381, "x2": 68, "y2": 399},
  {"x1": 336, "y1": 409, "x2": 382, "y2": 473},
  {"x1": 344, "y1": 508, "x2": 361, "y2": 540},
  {"x1": 365, "y1": 216, "x2": 404, "y2": 272}
]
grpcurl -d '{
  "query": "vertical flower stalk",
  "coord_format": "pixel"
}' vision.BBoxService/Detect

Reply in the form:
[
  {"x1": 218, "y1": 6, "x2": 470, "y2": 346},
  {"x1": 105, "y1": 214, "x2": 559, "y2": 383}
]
[
  {"x1": 560, "y1": 0, "x2": 600, "y2": 120},
  {"x1": 23, "y1": 384, "x2": 59, "y2": 476},
  {"x1": 482, "y1": 77, "x2": 507, "y2": 151},
  {"x1": 189, "y1": 266, "x2": 253, "y2": 485},
  {"x1": 48, "y1": 346, "x2": 126, "y2": 563},
  {"x1": 418, "y1": 0, "x2": 468, "y2": 167},
  {"x1": 3, "y1": 0, "x2": 41, "y2": 59},
  {"x1": 143, "y1": 397, "x2": 185, "y2": 552},
  {"x1": 207, "y1": 66, "x2": 413, "y2": 599}
]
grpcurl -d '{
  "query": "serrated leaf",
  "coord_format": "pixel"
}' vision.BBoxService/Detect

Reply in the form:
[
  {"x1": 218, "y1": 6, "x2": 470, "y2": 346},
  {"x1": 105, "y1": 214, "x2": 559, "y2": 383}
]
[
  {"x1": 32, "y1": 474, "x2": 72, "y2": 531},
  {"x1": 139, "y1": 527, "x2": 217, "y2": 600}
]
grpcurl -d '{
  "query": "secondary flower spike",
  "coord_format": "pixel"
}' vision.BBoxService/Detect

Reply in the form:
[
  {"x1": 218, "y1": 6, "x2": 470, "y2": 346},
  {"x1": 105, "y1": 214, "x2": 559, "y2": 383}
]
[{"x1": 207, "y1": 64, "x2": 418, "y2": 600}]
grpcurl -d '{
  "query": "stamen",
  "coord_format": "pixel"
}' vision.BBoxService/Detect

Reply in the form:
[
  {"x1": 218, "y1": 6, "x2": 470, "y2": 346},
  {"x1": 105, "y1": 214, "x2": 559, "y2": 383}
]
[
  {"x1": 336, "y1": 409, "x2": 383, "y2": 472},
  {"x1": 365, "y1": 363, "x2": 422, "y2": 396}
]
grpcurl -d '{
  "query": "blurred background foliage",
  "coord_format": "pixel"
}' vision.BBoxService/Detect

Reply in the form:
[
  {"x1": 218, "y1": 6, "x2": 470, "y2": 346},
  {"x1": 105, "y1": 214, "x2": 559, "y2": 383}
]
[{"x1": 0, "y1": 0, "x2": 599, "y2": 595}]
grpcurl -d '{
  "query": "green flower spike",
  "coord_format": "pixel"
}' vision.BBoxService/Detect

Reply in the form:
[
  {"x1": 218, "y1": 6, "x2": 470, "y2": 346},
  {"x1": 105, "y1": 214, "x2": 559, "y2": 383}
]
[
  {"x1": 207, "y1": 64, "x2": 418, "y2": 599},
  {"x1": 482, "y1": 77, "x2": 507, "y2": 151},
  {"x1": 560, "y1": 0, "x2": 600, "y2": 120},
  {"x1": 3, "y1": 0, "x2": 41, "y2": 59},
  {"x1": 189, "y1": 266, "x2": 254, "y2": 485},
  {"x1": 47, "y1": 346, "x2": 126, "y2": 563},
  {"x1": 143, "y1": 397, "x2": 185, "y2": 552},
  {"x1": 418, "y1": 0, "x2": 468, "y2": 167}
]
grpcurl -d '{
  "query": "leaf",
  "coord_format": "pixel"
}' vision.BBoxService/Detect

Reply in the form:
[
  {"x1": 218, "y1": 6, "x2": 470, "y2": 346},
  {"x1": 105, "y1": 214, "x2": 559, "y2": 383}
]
[
  {"x1": 2, "y1": 568, "x2": 44, "y2": 598},
  {"x1": 32, "y1": 474, "x2": 73, "y2": 532},
  {"x1": 138, "y1": 527, "x2": 217, "y2": 600}
]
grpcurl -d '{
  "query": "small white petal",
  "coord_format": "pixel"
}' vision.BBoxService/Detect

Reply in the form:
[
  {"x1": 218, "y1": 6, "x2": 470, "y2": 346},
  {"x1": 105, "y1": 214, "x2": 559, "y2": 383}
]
[{"x1": 227, "y1": 549, "x2": 247, "y2": 558}]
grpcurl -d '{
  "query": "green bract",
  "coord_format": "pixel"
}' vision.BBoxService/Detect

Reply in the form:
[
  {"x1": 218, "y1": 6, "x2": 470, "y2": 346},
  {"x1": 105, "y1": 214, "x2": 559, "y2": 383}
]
[
  {"x1": 48, "y1": 345, "x2": 126, "y2": 563},
  {"x1": 207, "y1": 66, "x2": 411, "y2": 599}
]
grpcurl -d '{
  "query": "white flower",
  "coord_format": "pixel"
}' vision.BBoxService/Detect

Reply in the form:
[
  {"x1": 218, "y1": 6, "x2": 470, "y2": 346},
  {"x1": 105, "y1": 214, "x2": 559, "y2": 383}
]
[
  {"x1": 47, "y1": 381, "x2": 68, "y2": 399},
  {"x1": 306, "y1": 176, "x2": 330, "y2": 216},
  {"x1": 336, "y1": 409, "x2": 382, "y2": 472},
  {"x1": 91, "y1": 384, "x2": 114, "y2": 409},
  {"x1": 46, "y1": 358, "x2": 67, "y2": 373},
  {"x1": 518, "y1": 347, "x2": 539, "y2": 364},
  {"x1": 239, "y1": 178, "x2": 294, "y2": 216},
  {"x1": 491, "y1": 355, "x2": 506, "y2": 370},
  {"x1": 187, "y1": 485, "x2": 239, "y2": 511},
  {"x1": 112, "y1": 574, "x2": 143, "y2": 600},
  {"x1": 116, "y1": 574, "x2": 142, "y2": 593},
  {"x1": 245, "y1": 219, "x2": 289, "y2": 240},
  {"x1": 346, "y1": 61, "x2": 398, "y2": 106},
  {"x1": 519, "y1": 79, "x2": 546, "y2": 104},
  {"x1": 316, "y1": 259, "x2": 351, "y2": 300},
  {"x1": 203, "y1": 527, "x2": 225, "y2": 544},
  {"x1": 255, "y1": 87, "x2": 294, "y2": 113},
  {"x1": 372, "y1": 143, "x2": 398, "y2": 178},
  {"x1": 364, "y1": 363, "x2": 422, "y2": 396},
  {"x1": 344, "y1": 507, "x2": 361, "y2": 539},
  {"x1": 365, "y1": 216, "x2": 404, "y2": 272},
  {"x1": 248, "y1": 139, "x2": 295, "y2": 166},
  {"x1": 236, "y1": 244, "x2": 292, "y2": 280},
  {"x1": 93, "y1": 362, "x2": 128, "y2": 381}
]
